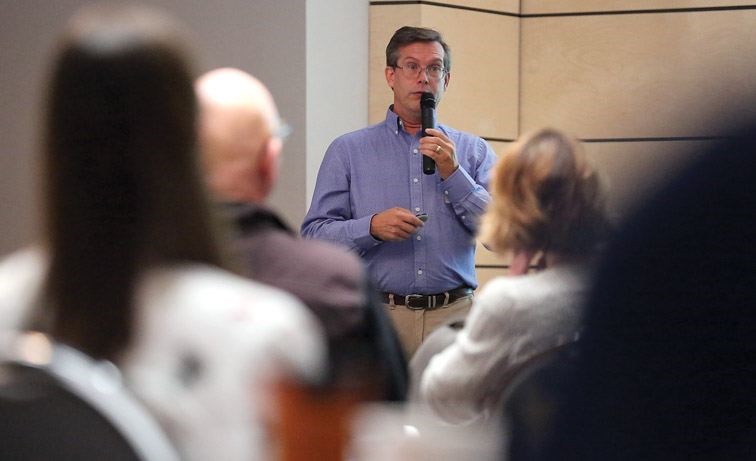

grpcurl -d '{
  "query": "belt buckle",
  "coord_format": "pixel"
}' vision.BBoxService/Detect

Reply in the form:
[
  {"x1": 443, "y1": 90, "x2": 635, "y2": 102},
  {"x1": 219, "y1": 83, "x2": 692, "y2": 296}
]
[{"x1": 405, "y1": 294, "x2": 428, "y2": 310}]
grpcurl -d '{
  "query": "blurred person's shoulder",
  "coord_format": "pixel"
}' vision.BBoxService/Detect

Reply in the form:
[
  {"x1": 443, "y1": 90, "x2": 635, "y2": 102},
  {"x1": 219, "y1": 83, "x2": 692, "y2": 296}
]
[
  {"x1": 232, "y1": 206, "x2": 366, "y2": 338},
  {"x1": 475, "y1": 265, "x2": 589, "y2": 316},
  {"x1": 235, "y1": 209, "x2": 363, "y2": 282},
  {"x1": 231, "y1": 203, "x2": 363, "y2": 284},
  {"x1": 132, "y1": 264, "x2": 327, "y2": 380},
  {"x1": 253, "y1": 228, "x2": 363, "y2": 281},
  {"x1": 135, "y1": 263, "x2": 324, "y2": 334},
  {"x1": 122, "y1": 264, "x2": 328, "y2": 460}
]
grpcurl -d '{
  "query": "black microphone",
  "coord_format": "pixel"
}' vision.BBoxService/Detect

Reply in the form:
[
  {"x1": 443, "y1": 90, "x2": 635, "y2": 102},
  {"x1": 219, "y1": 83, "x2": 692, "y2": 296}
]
[{"x1": 420, "y1": 92, "x2": 436, "y2": 175}]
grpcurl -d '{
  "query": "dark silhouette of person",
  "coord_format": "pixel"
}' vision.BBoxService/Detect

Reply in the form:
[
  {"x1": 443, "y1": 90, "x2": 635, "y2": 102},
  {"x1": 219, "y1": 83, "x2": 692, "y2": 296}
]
[{"x1": 536, "y1": 116, "x2": 756, "y2": 460}]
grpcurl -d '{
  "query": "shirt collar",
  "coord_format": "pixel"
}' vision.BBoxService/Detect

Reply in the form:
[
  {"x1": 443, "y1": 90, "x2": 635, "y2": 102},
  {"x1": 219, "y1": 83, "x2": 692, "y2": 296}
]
[
  {"x1": 385, "y1": 105, "x2": 402, "y2": 135},
  {"x1": 385, "y1": 104, "x2": 445, "y2": 138}
]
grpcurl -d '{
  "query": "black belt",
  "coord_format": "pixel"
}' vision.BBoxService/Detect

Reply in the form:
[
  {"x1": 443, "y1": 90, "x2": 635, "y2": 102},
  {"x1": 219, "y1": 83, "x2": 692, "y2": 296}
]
[{"x1": 381, "y1": 287, "x2": 473, "y2": 310}]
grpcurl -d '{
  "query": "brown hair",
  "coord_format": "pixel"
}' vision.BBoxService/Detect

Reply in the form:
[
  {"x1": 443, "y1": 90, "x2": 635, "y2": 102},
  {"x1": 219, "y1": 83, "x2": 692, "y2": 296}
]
[
  {"x1": 480, "y1": 128, "x2": 609, "y2": 256},
  {"x1": 386, "y1": 26, "x2": 451, "y2": 72},
  {"x1": 38, "y1": 4, "x2": 224, "y2": 359}
]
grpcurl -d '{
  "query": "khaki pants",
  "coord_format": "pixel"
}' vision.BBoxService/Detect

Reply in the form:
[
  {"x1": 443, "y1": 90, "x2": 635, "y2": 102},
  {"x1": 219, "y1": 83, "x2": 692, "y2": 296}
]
[{"x1": 384, "y1": 296, "x2": 473, "y2": 359}]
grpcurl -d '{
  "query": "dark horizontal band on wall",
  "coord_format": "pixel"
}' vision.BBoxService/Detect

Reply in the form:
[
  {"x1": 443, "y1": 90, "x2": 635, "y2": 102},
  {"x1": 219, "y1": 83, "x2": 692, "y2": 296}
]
[
  {"x1": 475, "y1": 264, "x2": 507, "y2": 269},
  {"x1": 521, "y1": 5, "x2": 756, "y2": 18},
  {"x1": 483, "y1": 137, "x2": 515, "y2": 143},
  {"x1": 580, "y1": 136, "x2": 729, "y2": 143},
  {"x1": 370, "y1": 1, "x2": 756, "y2": 18},
  {"x1": 370, "y1": 1, "x2": 519, "y2": 17}
]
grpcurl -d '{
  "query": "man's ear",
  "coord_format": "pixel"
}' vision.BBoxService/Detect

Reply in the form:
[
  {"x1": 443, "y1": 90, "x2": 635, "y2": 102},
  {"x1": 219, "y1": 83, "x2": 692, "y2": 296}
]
[
  {"x1": 385, "y1": 66, "x2": 395, "y2": 90},
  {"x1": 443, "y1": 71, "x2": 450, "y2": 91},
  {"x1": 258, "y1": 137, "x2": 282, "y2": 198}
]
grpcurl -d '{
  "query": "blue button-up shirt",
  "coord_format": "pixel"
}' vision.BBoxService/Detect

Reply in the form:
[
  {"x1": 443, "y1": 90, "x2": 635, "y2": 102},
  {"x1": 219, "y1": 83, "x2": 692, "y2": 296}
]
[{"x1": 301, "y1": 107, "x2": 496, "y2": 295}]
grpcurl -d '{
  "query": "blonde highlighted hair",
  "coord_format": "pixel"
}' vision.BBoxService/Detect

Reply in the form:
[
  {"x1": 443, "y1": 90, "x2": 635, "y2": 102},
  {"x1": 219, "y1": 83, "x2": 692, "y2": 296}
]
[{"x1": 480, "y1": 128, "x2": 609, "y2": 256}]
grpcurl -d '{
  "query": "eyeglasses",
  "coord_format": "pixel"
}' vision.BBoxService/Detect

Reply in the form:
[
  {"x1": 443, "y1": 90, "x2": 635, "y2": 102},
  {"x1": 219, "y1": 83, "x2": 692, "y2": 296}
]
[
  {"x1": 393, "y1": 62, "x2": 446, "y2": 80},
  {"x1": 274, "y1": 119, "x2": 292, "y2": 141}
]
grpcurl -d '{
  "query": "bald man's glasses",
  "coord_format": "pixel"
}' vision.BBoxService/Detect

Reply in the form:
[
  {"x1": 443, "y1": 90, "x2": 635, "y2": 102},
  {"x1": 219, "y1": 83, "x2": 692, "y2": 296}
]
[{"x1": 275, "y1": 119, "x2": 292, "y2": 141}]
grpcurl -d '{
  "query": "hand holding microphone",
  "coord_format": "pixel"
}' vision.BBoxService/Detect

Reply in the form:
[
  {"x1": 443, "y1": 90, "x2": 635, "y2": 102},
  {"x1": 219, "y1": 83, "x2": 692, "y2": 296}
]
[{"x1": 419, "y1": 92, "x2": 459, "y2": 179}]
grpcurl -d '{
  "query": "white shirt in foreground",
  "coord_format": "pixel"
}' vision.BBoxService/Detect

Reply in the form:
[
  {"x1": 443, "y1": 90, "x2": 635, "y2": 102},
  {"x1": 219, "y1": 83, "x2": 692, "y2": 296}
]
[{"x1": 0, "y1": 247, "x2": 326, "y2": 460}]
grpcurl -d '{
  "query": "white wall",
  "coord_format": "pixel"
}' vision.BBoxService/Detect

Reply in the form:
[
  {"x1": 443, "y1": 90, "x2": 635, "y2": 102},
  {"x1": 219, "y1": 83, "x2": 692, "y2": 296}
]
[{"x1": 306, "y1": 0, "x2": 369, "y2": 208}]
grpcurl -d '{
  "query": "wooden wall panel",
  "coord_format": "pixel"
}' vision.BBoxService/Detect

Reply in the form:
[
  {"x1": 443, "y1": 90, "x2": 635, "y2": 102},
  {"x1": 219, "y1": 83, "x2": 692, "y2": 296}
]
[
  {"x1": 520, "y1": 9, "x2": 756, "y2": 138},
  {"x1": 486, "y1": 140, "x2": 510, "y2": 156},
  {"x1": 421, "y1": 6, "x2": 518, "y2": 138},
  {"x1": 523, "y1": 0, "x2": 756, "y2": 14},
  {"x1": 476, "y1": 267, "x2": 506, "y2": 292},
  {"x1": 584, "y1": 140, "x2": 713, "y2": 216},
  {"x1": 369, "y1": 5, "x2": 421, "y2": 124},
  {"x1": 475, "y1": 240, "x2": 509, "y2": 265}
]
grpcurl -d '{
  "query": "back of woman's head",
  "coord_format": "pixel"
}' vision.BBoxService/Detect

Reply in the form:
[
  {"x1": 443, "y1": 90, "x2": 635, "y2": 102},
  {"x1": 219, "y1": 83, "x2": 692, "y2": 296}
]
[
  {"x1": 480, "y1": 128, "x2": 609, "y2": 256},
  {"x1": 39, "y1": 4, "x2": 222, "y2": 359}
]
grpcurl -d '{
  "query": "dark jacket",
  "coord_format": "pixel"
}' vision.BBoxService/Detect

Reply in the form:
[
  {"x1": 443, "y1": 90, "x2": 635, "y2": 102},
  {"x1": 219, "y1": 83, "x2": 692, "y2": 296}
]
[{"x1": 222, "y1": 203, "x2": 407, "y2": 400}]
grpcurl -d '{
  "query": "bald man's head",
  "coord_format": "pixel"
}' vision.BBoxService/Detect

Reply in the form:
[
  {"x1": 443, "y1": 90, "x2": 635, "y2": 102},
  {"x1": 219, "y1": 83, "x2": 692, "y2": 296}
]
[{"x1": 196, "y1": 67, "x2": 282, "y2": 203}]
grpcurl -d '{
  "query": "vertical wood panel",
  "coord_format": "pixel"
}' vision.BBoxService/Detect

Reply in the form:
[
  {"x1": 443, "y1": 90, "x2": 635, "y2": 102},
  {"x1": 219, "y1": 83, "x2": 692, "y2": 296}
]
[
  {"x1": 486, "y1": 140, "x2": 510, "y2": 156},
  {"x1": 421, "y1": 6, "x2": 519, "y2": 138},
  {"x1": 369, "y1": 5, "x2": 422, "y2": 124}
]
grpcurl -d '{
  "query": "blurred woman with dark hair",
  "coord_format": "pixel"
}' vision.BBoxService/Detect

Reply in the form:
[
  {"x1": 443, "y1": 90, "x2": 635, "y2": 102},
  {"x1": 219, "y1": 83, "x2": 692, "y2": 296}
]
[
  {"x1": 419, "y1": 128, "x2": 610, "y2": 426},
  {"x1": 0, "y1": 4, "x2": 324, "y2": 460}
]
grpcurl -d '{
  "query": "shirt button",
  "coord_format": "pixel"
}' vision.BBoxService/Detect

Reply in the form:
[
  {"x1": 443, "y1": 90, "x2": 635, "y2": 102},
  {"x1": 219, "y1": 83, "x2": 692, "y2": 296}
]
[
  {"x1": 461, "y1": 215, "x2": 466, "y2": 219},
  {"x1": 444, "y1": 190, "x2": 449, "y2": 195},
  {"x1": 416, "y1": 235, "x2": 422, "y2": 241},
  {"x1": 413, "y1": 178, "x2": 419, "y2": 183},
  {"x1": 417, "y1": 269, "x2": 423, "y2": 275},
  {"x1": 413, "y1": 149, "x2": 418, "y2": 154},
  {"x1": 415, "y1": 207, "x2": 421, "y2": 212}
]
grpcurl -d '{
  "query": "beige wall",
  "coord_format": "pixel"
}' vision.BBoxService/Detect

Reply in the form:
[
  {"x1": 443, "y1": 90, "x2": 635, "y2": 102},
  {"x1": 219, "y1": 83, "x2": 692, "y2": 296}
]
[{"x1": 370, "y1": 0, "x2": 756, "y2": 290}]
